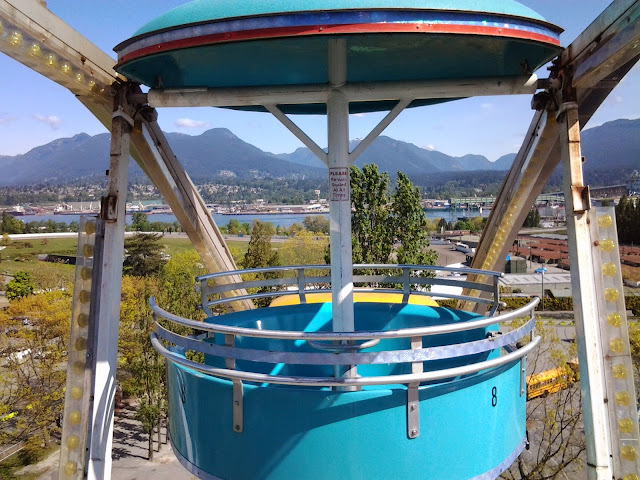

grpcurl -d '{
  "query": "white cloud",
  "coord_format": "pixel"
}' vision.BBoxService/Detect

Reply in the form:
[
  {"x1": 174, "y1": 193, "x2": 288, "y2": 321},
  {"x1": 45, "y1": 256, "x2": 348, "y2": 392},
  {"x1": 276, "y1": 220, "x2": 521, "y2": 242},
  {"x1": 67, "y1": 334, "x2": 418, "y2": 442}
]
[
  {"x1": 0, "y1": 115, "x2": 17, "y2": 126},
  {"x1": 613, "y1": 95, "x2": 623, "y2": 104},
  {"x1": 425, "y1": 144, "x2": 436, "y2": 151},
  {"x1": 352, "y1": 113, "x2": 366, "y2": 118},
  {"x1": 175, "y1": 118, "x2": 211, "y2": 129},
  {"x1": 33, "y1": 114, "x2": 62, "y2": 129}
]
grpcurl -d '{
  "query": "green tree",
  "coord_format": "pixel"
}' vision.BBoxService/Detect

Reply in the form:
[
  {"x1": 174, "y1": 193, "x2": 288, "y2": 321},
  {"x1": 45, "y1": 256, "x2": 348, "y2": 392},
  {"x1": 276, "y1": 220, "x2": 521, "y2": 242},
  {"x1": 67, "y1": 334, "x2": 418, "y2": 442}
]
[
  {"x1": 0, "y1": 212, "x2": 26, "y2": 234},
  {"x1": 5, "y1": 271, "x2": 35, "y2": 300},
  {"x1": 349, "y1": 164, "x2": 394, "y2": 264},
  {"x1": 118, "y1": 276, "x2": 165, "y2": 460},
  {"x1": 616, "y1": 195, "x2": 639, "y2": 245},
  {"x1": 391, "y1": 172, "x2": 437, "y2": 266},
  {"x1": 242, "y1": 220, "x2": 282, "y2": 307},
  {"x1": 0, "y1": 290, "x2": 71, "y2": 448},
  {"x1": 123, "y1": 233, "x2": 167, "y2": 277},
  {"x1": 523, "y1": 208, "x2": 541, "y2": 228},
  {"x1": 303, "y1": 215, "x2": 330, "y2": 235},
  {"x1": 130, "y1": 212, "x2": 151, "y2": 232}
]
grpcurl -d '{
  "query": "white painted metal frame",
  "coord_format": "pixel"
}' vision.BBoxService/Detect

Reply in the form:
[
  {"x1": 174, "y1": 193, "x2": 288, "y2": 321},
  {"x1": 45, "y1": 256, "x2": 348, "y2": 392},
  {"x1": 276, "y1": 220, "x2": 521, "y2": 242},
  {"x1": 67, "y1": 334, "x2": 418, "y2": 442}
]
[
  {"x1": 143, "y1": 75, "x2": 539, "y2": 108},
  {"x1": 86, "y1": 89, "x2": 132, "y2": 480}
]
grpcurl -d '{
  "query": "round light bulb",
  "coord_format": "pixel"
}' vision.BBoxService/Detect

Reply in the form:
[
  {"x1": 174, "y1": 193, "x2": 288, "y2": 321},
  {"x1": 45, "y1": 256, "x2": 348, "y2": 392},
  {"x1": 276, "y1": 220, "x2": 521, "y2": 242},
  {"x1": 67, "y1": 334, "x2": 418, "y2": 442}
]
[
  {"x1": 67, "y1": 435, "x2": 80, "y2": 450},
  {"x1": 73, "y1": 361, "x2": 85, "y2": 375},
  {"x1": 75, "y1": 337, "x2": 87, "y2": 351},
  {"x1": 624, "y1": 474, "x2": 640, "y2": 480},
  {"x1": 71, "y1": 386, "x2": 83, "y2": 400},
  {"x1": 610, "y1": 338, "x2": 624, "y2": 354},
  {"x1": 64, "y1": 461, "x2": 77, "y2": 476},
  {"x1": 0, "y1": 21, "x2": 4, "y2": 36},
  {"x1": 621, "y1": 445, "x2": 637, "y2": 462},
  {"x1": 602, "y1": 263, "x2": 616, "y2": 277},
  {"x1": 28, "y1": 43, "x2": 42, "y2": 58},
  {"x1": 619, "y1": 418, "x2": 634, "y2": 434},
  {"x1": 608, "y1": 312, "x2": 622, "y2": 327},
  {"x1": 8, "y1": 31, "x2": 23, "y2": 48},
  {"x1": 79, "y1": 290, "x2": 91, "y2": 303},
  {"x1": 598, "y1": 215, "x2": 613, "y2": 229},
  {"x1": 68, "y1": 410, "x2": 81, "y2": 425},
  {"x1": 44, "y1": 53, "x2": 58, "y2": 68},
  {"x1": 75, "y1": 73, "x2": 85, "y2": 84},
  {"x1": 61, "y1": 63, "x2": 73, "y2": 76},
  {"x1": 600, "y1": 238, "x2": 615, "y2": 253},
  {"x1": 84, "y1": 221, "x2": 96, "y2": 235},
  {"x1": 613, "y1": 364, "x2": 627, "y2": 379},
  {"x1": 77, "y1": 313, "x2": 89, "y2": 328},
  {"x1": 82, "y1": 244, "x2": 94, "y2": 258},
  {"x1": 605, "y1": 288, "x2": 619, "y2": 302},
  {"x1": 616, "y1": 391, "x2": 631, "y2": 406},
  {"x1": 80, "y1": 267, "x2": 92, "y2": 280}
]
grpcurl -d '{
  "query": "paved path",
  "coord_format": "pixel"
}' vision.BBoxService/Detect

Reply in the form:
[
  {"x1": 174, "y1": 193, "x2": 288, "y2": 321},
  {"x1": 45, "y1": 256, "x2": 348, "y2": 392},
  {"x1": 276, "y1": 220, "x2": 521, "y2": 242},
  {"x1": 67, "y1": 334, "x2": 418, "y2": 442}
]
[{"x1": 18, "y1": 405, "x2": 194, "y2": 480}]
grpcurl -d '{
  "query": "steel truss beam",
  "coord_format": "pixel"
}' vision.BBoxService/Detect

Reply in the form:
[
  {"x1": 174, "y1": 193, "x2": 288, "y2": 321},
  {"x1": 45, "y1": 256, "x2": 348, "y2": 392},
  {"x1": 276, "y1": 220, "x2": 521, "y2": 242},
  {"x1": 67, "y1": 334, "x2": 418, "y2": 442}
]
[{"x1": 141, "y1": 75, "x2": 539, "y2": 108}]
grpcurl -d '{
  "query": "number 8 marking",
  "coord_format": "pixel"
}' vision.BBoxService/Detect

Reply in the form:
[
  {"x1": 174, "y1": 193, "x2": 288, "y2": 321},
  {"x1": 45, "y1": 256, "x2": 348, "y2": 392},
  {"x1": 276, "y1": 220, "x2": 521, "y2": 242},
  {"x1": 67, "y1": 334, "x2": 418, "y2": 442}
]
[{"x1": 491, "y1": 386, "x2": 497, "y2": 407}]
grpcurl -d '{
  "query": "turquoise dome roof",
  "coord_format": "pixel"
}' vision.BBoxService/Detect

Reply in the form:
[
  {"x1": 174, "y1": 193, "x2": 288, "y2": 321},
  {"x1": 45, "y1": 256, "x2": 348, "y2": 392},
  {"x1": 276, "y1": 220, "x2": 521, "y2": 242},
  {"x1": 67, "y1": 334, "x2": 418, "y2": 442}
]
[
  {"x1": 115, "y1": 0, "x2": 562, "y2": 114},
  {"x1": 134, "y1": 0, "x2": 549, "y2": 36}
]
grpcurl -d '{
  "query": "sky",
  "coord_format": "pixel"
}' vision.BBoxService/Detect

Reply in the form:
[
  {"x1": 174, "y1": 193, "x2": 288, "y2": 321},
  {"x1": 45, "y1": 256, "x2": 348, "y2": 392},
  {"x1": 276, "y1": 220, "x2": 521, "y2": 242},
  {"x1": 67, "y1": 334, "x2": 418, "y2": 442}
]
[{"x1": 0, "y1": 0, "x2": 638, "y2": 161}]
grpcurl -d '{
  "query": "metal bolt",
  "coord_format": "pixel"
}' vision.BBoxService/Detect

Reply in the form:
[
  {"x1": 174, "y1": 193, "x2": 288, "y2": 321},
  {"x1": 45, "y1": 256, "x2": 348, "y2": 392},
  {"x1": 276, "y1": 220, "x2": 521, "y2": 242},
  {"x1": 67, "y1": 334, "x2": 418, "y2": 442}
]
[
  {"x1": 234, "y1": 401, "x2": 239, "y2": 406},
  {"x1": 234, "y1": 425, "x2": 241, "y2": 431},
  {"x1": 411, "y1": 429, "x2": 418, "y2": 436},
  {"x1": 410, "y1": 404, "x2": 416, "y2": 411}
]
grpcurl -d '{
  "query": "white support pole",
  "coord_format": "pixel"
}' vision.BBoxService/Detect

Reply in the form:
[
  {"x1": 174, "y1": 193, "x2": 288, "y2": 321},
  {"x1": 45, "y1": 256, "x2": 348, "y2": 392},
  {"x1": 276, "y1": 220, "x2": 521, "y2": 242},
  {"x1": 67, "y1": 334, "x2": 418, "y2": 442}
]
[
  {"x1": 559, "y1": 101, "x2": 612, "y2": 480},
  {"x1": 327, "y1": 38, "x2": 354, "y2": 339},
  {"x1": 86, "y1": 87, "x2": 132, "y2": 480}
]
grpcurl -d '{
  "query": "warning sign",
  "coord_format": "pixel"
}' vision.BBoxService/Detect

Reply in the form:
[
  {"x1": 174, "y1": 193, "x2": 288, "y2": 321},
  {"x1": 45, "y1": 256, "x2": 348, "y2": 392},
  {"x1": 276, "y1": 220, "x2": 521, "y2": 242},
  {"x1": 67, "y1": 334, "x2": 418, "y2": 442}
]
[{"x1": 329, "y1": 167, "x2": 349, "y2": 202}]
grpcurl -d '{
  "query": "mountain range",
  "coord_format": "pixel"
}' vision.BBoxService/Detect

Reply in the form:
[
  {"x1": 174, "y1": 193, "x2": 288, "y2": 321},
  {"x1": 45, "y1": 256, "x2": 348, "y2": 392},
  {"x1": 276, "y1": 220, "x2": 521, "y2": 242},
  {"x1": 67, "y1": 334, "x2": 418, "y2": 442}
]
[{"x1": 0, "y1": 118, "x2": 637, "y2": 187}]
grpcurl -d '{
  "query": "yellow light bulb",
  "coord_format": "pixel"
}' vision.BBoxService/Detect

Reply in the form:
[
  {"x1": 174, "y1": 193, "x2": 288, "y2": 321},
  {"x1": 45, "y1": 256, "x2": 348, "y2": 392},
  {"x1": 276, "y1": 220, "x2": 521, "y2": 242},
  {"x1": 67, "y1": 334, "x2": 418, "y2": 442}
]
[
  {"x1": 64, "y1": 461, "x2": 77, "y2": 476},
  {"x1": 0, "y1": 21, "x2": 4, "y2": 36},
  {"x1": 605, "y1": 288, "x2": 620, "y2": 302},
  {"x1": 84, "y1": 221, "x2": 96, "y2": 235},
  {"x1": 71, "y1": 386, "x2": 83, "y2": 400},
  {"x1": 624, "y1": 474, "x2": 640, "y2": 480},
  {"x1": 598, "y1": 215, "x2": 613, "y2": 229},
  {"x1": 75, "y1": 337, "x2": 87, "y2": 351},
  {"x1": 602, "y1": 263, "x2": 616, "y2": 277},
  {"x1": 613, "y1": 364, "x2": 627, "y2": 379},
  {"x1": 44, "y1": 53, "x2": 58, "y2": 68},
  {"x1": 600, "y1": 238, "x2": 615, "y2": 253},
  {"x1": 608, "y1": 312, "x2": 622, "y2": 327},
  {"x1": 81, "y1": 267, "x2": 93, "y2": 280},
  {"x1": 82, "y1": 244, "x2": 94, "y2": 258},
  {"x1": 610, "y1": 338, "x2": 624, "y2": 354},
  {"x1": 616, "y1": 391, "x2": 631, "y2": 406},
  {"x1": 73, "y1": 361, "x2": 85, "y2": 375},
  {"x1": 67, "y1": 435, "x2": 80, "y2": 450},
  {"x1": 8, "y1": 31, "x2": 23, "y2": 48},
  {"x1": 61, "y1": 63, "x2": 73, "y2": 76},
  {"x1": 79, "y1": 290, "x2": 91, "y2": 303},
  {"x1": 619, "y1": 418, "x2": 634, "y2": 434},
  {"x1": 68, "y1": 410, "x2": 81, "y2": 425},
  {"x1": 28, "y1": 43, "x2": 42, "y2": 58},
  {"x1": 621, "y1": 445, "x2": 637, "y2": 462},
  {"x1": 77, "y1": 313, "x2": 89, "y2": 328},
  {"x1": 75, "y1": 73, "x2": 85, "y2": 84}
]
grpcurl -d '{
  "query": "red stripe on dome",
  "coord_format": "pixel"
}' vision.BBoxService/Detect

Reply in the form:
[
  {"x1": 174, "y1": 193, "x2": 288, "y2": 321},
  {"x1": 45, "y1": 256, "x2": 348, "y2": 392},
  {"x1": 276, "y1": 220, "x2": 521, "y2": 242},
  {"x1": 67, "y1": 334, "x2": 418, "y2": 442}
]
[{"x1": 118, "y1": 23, "x2": 560, "y2": 65}]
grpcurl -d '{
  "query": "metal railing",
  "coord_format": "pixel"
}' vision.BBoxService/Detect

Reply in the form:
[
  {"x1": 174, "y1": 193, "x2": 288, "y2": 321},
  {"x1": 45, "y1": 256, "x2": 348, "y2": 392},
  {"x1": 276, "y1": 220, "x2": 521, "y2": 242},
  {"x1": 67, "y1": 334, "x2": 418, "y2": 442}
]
[
  {"x1": 196, "y1": 264, "x2": 505, "y2": 317},
  {"x1": 150, "y1": 265, "x2": 540, "y2": 389}
]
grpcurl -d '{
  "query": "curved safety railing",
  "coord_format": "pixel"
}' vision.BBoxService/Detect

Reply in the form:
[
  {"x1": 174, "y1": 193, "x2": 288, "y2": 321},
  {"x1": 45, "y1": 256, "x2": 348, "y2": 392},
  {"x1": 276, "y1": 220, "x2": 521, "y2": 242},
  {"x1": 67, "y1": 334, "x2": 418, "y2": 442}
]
[
  {"x1": 149, "y1": 265, "x2": 540, "y2": 389},
  {"x1": 196, "y1": 264, "x2": 505, "y2": 317}
]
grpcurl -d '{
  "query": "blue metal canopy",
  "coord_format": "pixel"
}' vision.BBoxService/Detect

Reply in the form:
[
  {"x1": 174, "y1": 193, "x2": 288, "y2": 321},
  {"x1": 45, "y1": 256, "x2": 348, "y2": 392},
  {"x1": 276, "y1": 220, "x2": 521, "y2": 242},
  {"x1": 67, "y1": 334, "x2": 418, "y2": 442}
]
[{"x1": 115, "y1": 0, "x2": 562, "y2": 114}]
